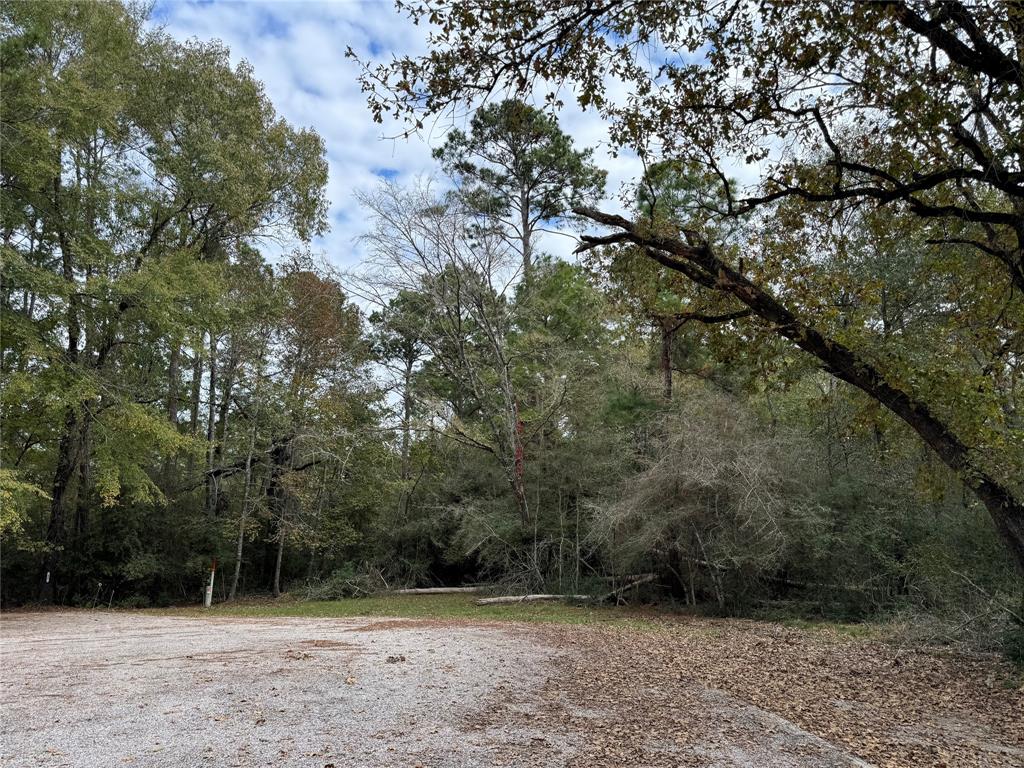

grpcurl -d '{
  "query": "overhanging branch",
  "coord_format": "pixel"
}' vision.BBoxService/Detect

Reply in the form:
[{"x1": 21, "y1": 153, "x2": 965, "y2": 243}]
[{"x1": 571, "y1": 203, "x2": 1024, "y2": 573}]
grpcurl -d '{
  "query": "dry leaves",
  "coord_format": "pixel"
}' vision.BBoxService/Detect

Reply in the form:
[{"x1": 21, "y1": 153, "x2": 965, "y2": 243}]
[{"x1": 469, "y1": 618, "x2": 1023, "y2": 767}]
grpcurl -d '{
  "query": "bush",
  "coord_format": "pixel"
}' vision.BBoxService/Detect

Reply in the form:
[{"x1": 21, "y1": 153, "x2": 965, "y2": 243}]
[
  {"x1": 593, "y1": 391, "x2": 807, "y2": 609},
  {"x1": 304, "y1": 565, "x2": 376, "y2": 600}
]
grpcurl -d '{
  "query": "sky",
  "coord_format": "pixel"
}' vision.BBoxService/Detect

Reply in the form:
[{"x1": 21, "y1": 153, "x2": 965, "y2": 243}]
[{"x1": 150, "y1": 0, "x2": 650, "y2": 270}]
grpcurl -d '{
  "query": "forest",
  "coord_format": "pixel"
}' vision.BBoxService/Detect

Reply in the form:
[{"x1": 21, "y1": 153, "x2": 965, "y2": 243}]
[{"x1": 1, "y1": 1, "x2": 1022, "y2": 664}]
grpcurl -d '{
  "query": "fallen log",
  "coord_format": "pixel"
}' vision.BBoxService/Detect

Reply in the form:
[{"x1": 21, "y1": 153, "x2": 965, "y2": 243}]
[
  {"x1": 474, "y1": 593, "x2": 589, "y2": 605},
  {"x1": 599, "y1": 572, "x2": 656, "y2": 582},
  {"x1": 394, "y1": 587, "x2": 484, "y2": 595},
  {"x1": 474, "y1": 575, "x2": 658, "y2": 607}
]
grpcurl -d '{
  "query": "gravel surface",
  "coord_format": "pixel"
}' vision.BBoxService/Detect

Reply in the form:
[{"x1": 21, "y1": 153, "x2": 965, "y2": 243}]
[{"x1": 2, "y1": 612, "x2": 877, "y2": 767}]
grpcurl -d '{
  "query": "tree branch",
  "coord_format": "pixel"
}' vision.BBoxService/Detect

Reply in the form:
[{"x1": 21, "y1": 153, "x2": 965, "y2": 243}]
[{"x1": 572, "y1": 204, "x2": 1024, "y2": 573}]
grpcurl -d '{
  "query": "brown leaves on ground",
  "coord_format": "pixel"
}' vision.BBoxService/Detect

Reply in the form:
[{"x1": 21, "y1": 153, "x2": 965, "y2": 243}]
[
  {"x1": 656, "y1": 620, "x2": 1024, "y2": 767},
  {"x1": 472, "y1": 618, "x2": 1024, "y2": 767}
]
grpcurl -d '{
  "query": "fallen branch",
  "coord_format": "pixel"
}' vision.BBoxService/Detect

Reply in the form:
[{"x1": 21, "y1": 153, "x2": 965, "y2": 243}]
[
  {"x1": 474, "y1": 593, "x2": 589, "y2": 605},
  {"x1": 599, "y1": 573, "x2": 656, "y2": 582},
  {"x1": 600, "y1": 573, "x2": 658, "y2": 602},
  {"x1": 474, "y1": 575, "x2": 659, "y2": 606},
  {"x1": 394, "y1": 587, "x2": 484, "y2": 595}
]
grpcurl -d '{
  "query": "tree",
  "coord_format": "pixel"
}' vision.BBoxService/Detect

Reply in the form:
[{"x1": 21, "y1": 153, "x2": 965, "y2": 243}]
[
  {"x1": 590, "y1": 161, "x2": 751, "y2": 400},
  {"x1": 355, "y1": 179, "x2": 535, "y2": 524},
  {"x1": 369, "y1": 291, "x2": 428, "y2": 490},
  {"x1": 1, "y1": 1, "x2": 328, "y2": 600},
  {"x1": 353, "y1": 1, "x2": 1024, "y2": 575},
  {"x1": 267, "y1": 259, "x2": 367, "y2": 596},
  {"x1": 433, "y1": 99, "x2": 605, "y2": 280}
]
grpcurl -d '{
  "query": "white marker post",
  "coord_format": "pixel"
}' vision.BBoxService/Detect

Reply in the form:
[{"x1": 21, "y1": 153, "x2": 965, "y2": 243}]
[{"x1": 204, "y1": 559, "x2": 217, "y2": 608}]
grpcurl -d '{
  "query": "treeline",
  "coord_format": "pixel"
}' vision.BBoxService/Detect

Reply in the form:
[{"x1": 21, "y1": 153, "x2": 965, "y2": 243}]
[{"x1": 1, "y1": 2, "x2": 1021, "y2": 653}]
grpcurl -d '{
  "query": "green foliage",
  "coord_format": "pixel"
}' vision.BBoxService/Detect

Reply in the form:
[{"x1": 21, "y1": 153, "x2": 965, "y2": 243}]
[
  {"x1": 3, "y1": 1, "x2": 1021, "y2": 667},
  {"x1": 352, "y1": 0, "x2": 1024, "y2": 590},
  {"x1": 0, "y1": 468, "x2": 49, "y2": 541},
  {"x1": 0, "y1": 2, "x2": 359, "y2": 606},
  {"x1": 434, "y1": 99, "x2": 604, "y2": 217}
]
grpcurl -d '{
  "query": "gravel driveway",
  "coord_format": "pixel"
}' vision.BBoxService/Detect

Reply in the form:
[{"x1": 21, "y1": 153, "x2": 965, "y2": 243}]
[{"x1": 0, "y1": 612, "x2": 870, "y2": 767}]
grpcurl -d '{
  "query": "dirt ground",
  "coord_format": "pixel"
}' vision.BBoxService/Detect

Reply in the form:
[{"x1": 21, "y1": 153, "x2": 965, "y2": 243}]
[{"x1": 0, "y1": 612, "x2": 1020, "y2": 767}]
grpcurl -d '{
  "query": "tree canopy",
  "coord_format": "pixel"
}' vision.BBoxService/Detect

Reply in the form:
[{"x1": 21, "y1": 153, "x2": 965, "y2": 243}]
[
  {"x1": 1, "y1": 1, "x2": 1021, "y2": 662},
  {"x1": 433, "y1": 99, "x2": 606, "y2": 279},
  {"x1": 354, "y1": 0, "x2": 1024, "y2": 574}
]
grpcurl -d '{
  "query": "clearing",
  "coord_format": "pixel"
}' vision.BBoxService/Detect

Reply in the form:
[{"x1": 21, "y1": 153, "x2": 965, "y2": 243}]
[{"x1": 1, "y1": 603, "x2": 1021, "y2": 767}]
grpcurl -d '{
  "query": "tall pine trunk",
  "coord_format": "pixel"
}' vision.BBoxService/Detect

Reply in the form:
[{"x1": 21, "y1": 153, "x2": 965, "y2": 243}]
[
  {"x1": 267, "y1": 435, "x2": 292, "y2": 597},
  {"x1": 212, "y1": 339, "x2": 239, "y2": 508},
  {"x1": 166, "y1": 341, "x2": 181, "y2": 423},
  {"x1": 72, "y1": 416, "x2": 93, "y2": 538},
  {"x1": 400, "y1": 356, "x2": 414, "y2": 482},
  {"x1": 519, "y1": 189, "x2": 532, "y2": 281},
  {"x1": 186, "y1": 339, "x2": 204, "y2": 477},
  {"x1": 204, "y1": 333, "x2": 218, "y2": 516},
  {"x1": 230, "y1": 335, "x2": 266, "y2": 601},
  {"x1": 162, "y1": 339, "x2": 182, "y2": 481}
]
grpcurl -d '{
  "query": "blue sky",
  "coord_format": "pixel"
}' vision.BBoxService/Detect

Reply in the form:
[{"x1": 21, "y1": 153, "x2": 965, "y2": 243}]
[{"x1": 150, "y1": 0, "x2": 650, "y2": 269}]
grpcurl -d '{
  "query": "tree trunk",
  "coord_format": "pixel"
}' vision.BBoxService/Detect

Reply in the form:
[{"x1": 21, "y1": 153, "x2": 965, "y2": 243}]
[
  {"x1": 272, "y1": 524, "x2": 285, "y2": 598},
  {"x1": 229, "y1": 496, "x2": 248, "y2": 602},
  {"x1": 475, "y1": 593, "x2": 589, "y2": 605},
  {"x1": 72, "y1": 416, "x2": 93, "y2": 538},
  {"x1": 205, "y1": 333, "x2": 218, "y2": 516},
  {"x1": 267, "y1": 434, "x2": 293, "y2": 598},
  {"x1": 230, "y1": 332, "x2": 268, "y2": 600},
  {"x1": 501, "y1": 380, "x2": 529, "y2": 525},
  {"x1": 400, "y1": 355, "x2": 414, "y2": 482},
  {"x1": 211, "y1": 339, "x2": 238, "y2": 515},
  {"x1": 166, "y1": 341, "x2": 181, "y2": 424},
  {"x1": 39, "y1": 408, "x2": 88, "y2": 601},
  {"x1": 40, "y1": 207, "x2": 85, "y2": 602},
  {"x1": 162, "y1": 339, "x2": 182, "y2": 481},
  {"x1": 659, "y1": 318, "x2": 673, "y2": 401},
  {"x1": 600, "y1": 573, "x2": 657, "y2": 603},
  {"x1": 215, "y1": 340, "x2": 238, "y2": 448},
  {"x1": 186, "y1": 340, "x2": 204, "y2": 477},
  {"x1": 304, "y1": 549, "x2": 318, "y2": 583},
  {"x1": 229, "y1": 423, "x2": 257, "y2": 601},
  {"x1": 520, "y1": 188, "x2": 532, "y2": 281},
  {"x1": 510, "y1": 473, "x2": 530, "y2": 526}
]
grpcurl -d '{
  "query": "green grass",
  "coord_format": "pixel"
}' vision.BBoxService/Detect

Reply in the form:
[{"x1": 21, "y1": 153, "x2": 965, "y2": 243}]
[
  {"x1": 153, "y1": 594, "x2": 890, "y2": 638},
  {"x1": 156, "y1": 593, "x2": 659, "y2": 627}
]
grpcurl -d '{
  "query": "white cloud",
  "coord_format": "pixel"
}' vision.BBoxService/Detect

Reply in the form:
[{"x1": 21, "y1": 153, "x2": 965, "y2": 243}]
[
  {"x1": 151, "y1": 0, "x2": 650, "y2": 269},
  {"x1": 153, "y1": 1, "x2": 428, "y2": 267}
]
